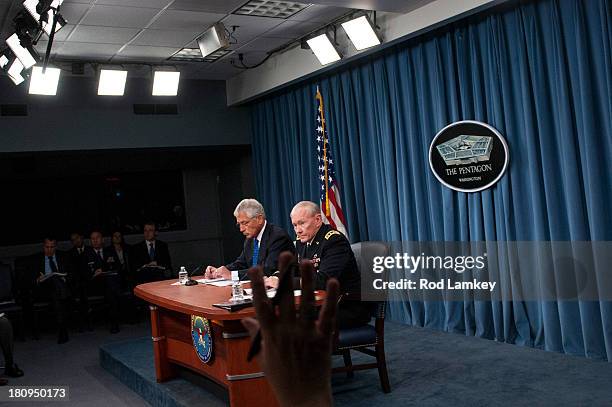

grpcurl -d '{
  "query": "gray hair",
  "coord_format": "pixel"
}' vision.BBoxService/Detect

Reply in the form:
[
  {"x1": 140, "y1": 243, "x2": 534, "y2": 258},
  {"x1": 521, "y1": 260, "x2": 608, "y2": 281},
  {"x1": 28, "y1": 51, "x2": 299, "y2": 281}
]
[
  {"x1": 234, "y1": 198, "x2": 266, "y2": 219},
  {"x1": 290, "y1": 201, "x2": 320, "y2": 217}
]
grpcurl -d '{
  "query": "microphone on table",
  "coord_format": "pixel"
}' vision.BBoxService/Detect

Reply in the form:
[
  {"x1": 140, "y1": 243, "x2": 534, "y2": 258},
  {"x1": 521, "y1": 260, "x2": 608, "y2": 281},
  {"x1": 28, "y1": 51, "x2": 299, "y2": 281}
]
[{"x1": 184, "y1": 264, "x2": 204, "y2": 286}]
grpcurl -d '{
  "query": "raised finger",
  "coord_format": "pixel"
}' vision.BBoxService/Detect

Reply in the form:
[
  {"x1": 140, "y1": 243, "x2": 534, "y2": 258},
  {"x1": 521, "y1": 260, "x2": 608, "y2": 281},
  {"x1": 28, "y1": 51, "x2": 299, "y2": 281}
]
[
  {"x1": 298, "y1": 260, "x2": 316, "y2": 326},
  {"x1": 248, "y1": 266, "x2": 274, "y2": 329},
  {"x1": 317, "y1": 278, "x2": 340, "y2": 338},
  {"x1": 277, "y1": 256, "x2": 297, "y2": 323}
]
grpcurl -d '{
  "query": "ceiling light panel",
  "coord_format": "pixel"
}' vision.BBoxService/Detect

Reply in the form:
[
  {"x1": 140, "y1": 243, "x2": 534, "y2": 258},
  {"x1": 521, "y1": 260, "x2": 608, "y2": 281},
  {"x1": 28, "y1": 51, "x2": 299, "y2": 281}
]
[
  {"x1": 341, "y1": 15, "x2": 381, "y2": 50},
  {"x1": 29, "y1": 66, "x2": 61, "y2": 95},
  {"x1": 98, "y1": 69, "x2": 127, "y2": 96},
  {"x1": 306, "y1": 33, "x2": 341, "y2": 65}
]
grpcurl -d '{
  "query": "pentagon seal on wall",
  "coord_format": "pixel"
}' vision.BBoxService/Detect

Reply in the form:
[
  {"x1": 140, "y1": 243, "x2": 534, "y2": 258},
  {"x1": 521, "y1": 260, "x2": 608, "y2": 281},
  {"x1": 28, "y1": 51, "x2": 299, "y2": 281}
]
[{"x1": 429, "y1": 120, "x2": 509, "y2": 192}]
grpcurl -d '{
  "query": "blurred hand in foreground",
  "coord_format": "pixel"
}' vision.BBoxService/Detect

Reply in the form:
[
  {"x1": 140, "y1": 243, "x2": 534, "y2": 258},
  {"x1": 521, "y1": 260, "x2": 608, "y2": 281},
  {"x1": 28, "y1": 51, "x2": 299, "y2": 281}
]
[{"x1": 242, "y1": 252, "x2": 339, "y2": 407}]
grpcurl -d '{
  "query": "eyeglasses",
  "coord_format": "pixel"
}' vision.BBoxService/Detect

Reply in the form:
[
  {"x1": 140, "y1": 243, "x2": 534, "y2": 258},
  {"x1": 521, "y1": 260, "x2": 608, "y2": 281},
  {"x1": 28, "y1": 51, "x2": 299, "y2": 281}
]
[
  {"x1": 236, "y1": 219, "x2": 252, "y2": 228},
  {"x1": 236, "y1": 216, "x2": 259, "y2": 228}
]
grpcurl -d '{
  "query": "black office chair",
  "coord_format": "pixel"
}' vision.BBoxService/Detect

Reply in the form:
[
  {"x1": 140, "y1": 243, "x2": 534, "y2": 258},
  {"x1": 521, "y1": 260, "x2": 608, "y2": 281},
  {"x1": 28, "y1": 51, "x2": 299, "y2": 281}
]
[
  {"x1": 0, "y1": 263, "x2": 25, "y2": 340},
  {"x1": 332, "y1": 241, "x2": 391, "y2": 393}
]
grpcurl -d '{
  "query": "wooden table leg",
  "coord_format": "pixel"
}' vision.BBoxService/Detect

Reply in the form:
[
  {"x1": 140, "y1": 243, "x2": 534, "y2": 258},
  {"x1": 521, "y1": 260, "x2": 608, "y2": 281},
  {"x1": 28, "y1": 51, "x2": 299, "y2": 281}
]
[{"x1": 149, "y1": 305, "x2": 176, "y2": 382}]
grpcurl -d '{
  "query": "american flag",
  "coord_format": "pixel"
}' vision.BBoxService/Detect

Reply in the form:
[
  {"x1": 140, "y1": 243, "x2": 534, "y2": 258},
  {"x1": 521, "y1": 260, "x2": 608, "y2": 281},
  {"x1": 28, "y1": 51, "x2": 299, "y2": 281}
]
[{"x1": 315, "y1": 87, "x2": 348, "y2": 238}]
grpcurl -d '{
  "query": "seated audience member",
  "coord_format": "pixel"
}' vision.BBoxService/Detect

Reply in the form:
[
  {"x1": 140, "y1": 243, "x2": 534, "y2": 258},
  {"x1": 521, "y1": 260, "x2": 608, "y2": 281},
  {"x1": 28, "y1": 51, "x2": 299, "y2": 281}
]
[
  {"x1": 242, "y1": 254, "x2": 338, "y2": 407},
  {"x1": 68, "y1": 231, "x2": 92, "y2": 331},
  {"x1": 108, "y1": 230, "x2": 133, "y2": 291},
  {"x1": 204, "y1": 198, "x2": 295, "y2": 280},
  {"x1": 0, "y1": 315, "x2": 24, "y2": 386},
  {"x1": 86, "y1": 230, "x2": 122, "y2": 334},
  {"x1": 278, "y1": 201, "x2": 371, "y2": 329},
  {"x1": 21, "y1": 237, "x2": 71, "y2": 344},
  {"x1": 107, "y1": 230, "x2": 138, "y2": 322},
  {"x1": 132, "y1": 222, "x2": 172, "y2": 283}
]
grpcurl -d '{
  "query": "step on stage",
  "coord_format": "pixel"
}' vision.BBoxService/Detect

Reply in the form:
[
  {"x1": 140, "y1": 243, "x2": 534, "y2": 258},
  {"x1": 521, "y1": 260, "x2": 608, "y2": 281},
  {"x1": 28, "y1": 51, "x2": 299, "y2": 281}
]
[{"x1": 100, "y1": 322, "x2": 612, "y2": 407}]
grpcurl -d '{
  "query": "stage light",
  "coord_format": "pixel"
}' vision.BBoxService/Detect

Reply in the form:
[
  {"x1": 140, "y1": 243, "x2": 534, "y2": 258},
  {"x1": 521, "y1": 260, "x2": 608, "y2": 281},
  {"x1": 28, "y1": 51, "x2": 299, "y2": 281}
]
[
  {"x1": 1, "y1": 49, "x2": 26, "y2": 85},
  {"x1": 306, "y1": 33, "x2": 341, "y2": 65},
  {"x1": 29, "y1": 65, "x2": 60, "y2": 95},
  {"x1": 341, "y1": 15, "x2": 381, "y2": 50},
  {"x1": 197, "y1": 23, "x2": 229, "y2": 59},
  {"x1": 98, "y1": 69, "x2": 127, "y2": 96},
  {"x1": 152, "y1": 71, "x2": 180, "y2": 96},
  {"x1": 8, "y1": 61, "x2": 25, "y2": 85},
  {"x1": 23, "y1": 0, "x2": 66, "y2": 36},
  {"x1": 7, "y1": 58, "x2": 25, "y2": 85},
  {"x1": 6, "y1": 33, "x2": 37, "y2": 69}
]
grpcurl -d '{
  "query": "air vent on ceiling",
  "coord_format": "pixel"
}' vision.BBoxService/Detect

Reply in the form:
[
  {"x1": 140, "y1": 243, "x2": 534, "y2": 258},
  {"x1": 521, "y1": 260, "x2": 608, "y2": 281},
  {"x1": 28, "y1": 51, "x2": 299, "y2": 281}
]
[
  {"x1": 1, "y1": 104, "x2": 28, "y2": 116},
  {"x1": 133, "y1": 104, "x2": 178, "y2": 115},
  {"x1": 233, "y1": 0, "x2": 310, "y2": 19}
]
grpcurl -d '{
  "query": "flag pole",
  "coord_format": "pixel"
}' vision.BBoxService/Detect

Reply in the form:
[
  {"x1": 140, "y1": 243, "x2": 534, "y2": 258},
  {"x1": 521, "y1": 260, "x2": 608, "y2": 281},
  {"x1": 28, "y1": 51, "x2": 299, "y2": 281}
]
[{"x1": 316, "y1": 87, "x2": 331, "y2": 217}]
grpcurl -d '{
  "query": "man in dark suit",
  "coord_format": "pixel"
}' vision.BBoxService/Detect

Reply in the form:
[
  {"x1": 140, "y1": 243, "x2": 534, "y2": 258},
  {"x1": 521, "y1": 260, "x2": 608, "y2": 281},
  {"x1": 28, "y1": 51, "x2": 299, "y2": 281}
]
[
  {"x1": 132, "y1": 222, "x2": 172, "y2": 283},
  {"x1": 85, "y1": 230, "x2": 122, "y2": 333},
  {"x1": 204, "y1": 198, "x2": 295, "y2": 280},
  {"x1": 68, "y1": 231, "x2": 92, "y2": 331},
  {"x1": 288, "y1": 201, "x2": 370, "y2": 329},
  {"x1": 20, "y1": 237, "x2": 71, "y2": 344}
]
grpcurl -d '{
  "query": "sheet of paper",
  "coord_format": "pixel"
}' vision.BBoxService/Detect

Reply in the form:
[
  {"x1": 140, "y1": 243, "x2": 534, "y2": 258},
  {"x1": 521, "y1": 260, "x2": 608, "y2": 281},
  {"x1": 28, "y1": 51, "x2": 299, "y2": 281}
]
[{"x1": 206, "y1": 280, "x2": 235, "y2": 287}]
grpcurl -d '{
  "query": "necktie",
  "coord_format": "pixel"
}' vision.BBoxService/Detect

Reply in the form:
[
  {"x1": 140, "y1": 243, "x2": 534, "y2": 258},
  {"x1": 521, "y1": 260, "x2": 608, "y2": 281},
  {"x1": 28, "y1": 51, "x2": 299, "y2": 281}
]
[
  {"x1": 149, "y1": 243, "x2": 156, "y2": 261},
  {"x1": 252, "y1": 239, "x2": 260, "y2": 267},
  {"x1": 48, "y1": 256, "x2": 58, "y2": 274},
  {"x1": 97, "y1": 249, "x2": 103, "y2": 260}
]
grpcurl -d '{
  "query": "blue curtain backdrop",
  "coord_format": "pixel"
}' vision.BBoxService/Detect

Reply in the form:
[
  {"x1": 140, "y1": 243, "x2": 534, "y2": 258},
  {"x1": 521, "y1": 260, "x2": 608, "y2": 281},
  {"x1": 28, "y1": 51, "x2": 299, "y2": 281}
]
[{"x1": 250, "y1": 0, "x2": 612, "y2": 360}]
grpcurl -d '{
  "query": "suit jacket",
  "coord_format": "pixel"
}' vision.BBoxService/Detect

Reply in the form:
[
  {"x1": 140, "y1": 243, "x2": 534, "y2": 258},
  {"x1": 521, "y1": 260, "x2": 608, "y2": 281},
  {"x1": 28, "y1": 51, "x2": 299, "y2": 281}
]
[
  {"x1": 132, "y1": 239, "x2": 172, "y2": 272},
  {"x1": 84, "y1": 246, "x2": 114, "y2": 274},
  {"x1": 17, "y1": 252, "x2": 72, "y2": 299},
  {"x1": 106, "y1": 244, "x2": 132, "y2": 274},
  {"x1": 68, "y1": 245, "x2": 91, "y2": 283},
  {"x1": 36, "y1": 251, "x2": 72, "y2": 280},
  {"x1": 295, "y1": 223, "x2": 360, "y2": 296},
  {"x1": 226, "y1": 223, "x2": 296, "y2": 278}
]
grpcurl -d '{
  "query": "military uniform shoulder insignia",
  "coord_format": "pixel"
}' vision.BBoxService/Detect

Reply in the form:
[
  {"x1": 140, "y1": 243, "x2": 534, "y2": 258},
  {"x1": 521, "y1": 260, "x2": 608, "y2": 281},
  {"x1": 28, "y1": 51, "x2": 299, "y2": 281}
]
[{"x1": 324, "y1": 230, "x2": 340, "y2": 240}]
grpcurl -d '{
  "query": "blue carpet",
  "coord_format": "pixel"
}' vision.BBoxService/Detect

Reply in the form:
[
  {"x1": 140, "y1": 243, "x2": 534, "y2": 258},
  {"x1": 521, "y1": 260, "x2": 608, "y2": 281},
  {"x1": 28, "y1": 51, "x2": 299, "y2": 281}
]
[{"x1": 100, "y1": 322, "x2": 612, "y2": 406}]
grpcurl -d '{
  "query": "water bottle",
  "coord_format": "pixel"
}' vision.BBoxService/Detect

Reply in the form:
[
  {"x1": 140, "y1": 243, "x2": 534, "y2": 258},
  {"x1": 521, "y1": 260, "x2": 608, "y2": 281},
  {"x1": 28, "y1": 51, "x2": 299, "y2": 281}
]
[
  {"x1": 231, "y1": 270, "x2": 243, "y2": 302},
  {"x1": 178, "y1": 266, "x2": 188, "y2": 285}
]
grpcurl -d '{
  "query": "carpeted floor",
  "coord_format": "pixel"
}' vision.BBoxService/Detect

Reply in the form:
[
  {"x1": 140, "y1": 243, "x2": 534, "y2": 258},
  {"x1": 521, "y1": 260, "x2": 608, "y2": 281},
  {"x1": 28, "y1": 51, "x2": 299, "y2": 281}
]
[
  {"x1": 6, "y1": 321, "x2": 153, "y2": 407},
  {"x1": 99, "y1": 321, "x2": 612, "y2": 407},
  {"x1": 5, "y1": 317, "x2": 612, "y2": 406}
]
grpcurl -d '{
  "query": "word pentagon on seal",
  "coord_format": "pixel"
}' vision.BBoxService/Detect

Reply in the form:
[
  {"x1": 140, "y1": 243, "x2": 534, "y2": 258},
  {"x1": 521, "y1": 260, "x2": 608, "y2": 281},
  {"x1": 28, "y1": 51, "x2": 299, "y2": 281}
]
[
  {"x1": 429, "y1": 120, "x2": 509, "y2": 192},
  {"x1": 191, "y1": 315, "x2": 213, "y2": 363}
]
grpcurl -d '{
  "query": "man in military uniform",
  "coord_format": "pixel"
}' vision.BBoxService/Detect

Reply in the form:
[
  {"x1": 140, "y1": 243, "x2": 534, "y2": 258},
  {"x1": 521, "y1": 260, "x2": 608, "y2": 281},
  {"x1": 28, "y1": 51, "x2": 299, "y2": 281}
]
[{"x1": 266, "y1": 200, "x2": 370, "y2": 329}]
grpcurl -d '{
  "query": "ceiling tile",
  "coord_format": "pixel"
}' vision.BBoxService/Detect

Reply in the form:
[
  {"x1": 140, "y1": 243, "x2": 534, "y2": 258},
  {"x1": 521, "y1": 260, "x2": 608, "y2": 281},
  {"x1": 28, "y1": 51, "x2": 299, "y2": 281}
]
[
  {"x1": 96, "y1": 0, "x2": 171, "y2": 8},
  {"x1": 59, "y1": 3, "x2": 91, "y2": 25},
  {"x1": 235, "y1": 36, "x2": 290, "y2": 53},
  {"x1": 265, "y1": 20, "x2": 321, "y2": 38},
  {"x1": 169, "y1": 0, "x2": 244, "y2": 13},
  {"x1": 149, "y1": 10, "x2": 225, "y2": 31},
  {"x1": 289, "y1": 5, "x2": 351, "y2": 23},
  {"x1": 34, "y1": 40, "x2": 64, "y2": 56},
  {"x1": 57, "y1": 42, "x2": 122, "y2": 60},
  {"x1": 131, "y1": 29, "x2": 198, "y2": 47},
  {"x1": 39, "y1": 24, "x2": 75, "y2": 42},
  {"x1": 220, "y1": 14, "x2": 285, "y2": 45},
  {"x1": 117, "y1": 45, "x2": 180, "y2": 60},
  {"x1": 80, "y1": 5, "x2": 160, "y2": 28},
  {"x1": 67, "y1": 25, "x2": 140, "y2": 44}
]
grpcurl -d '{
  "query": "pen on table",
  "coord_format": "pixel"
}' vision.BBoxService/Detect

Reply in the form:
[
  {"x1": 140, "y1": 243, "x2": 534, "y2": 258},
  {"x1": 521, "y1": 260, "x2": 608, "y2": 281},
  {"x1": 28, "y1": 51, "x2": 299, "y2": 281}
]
[{"x1": 246, "y1": 264, "x2": 294, "y2": 362}]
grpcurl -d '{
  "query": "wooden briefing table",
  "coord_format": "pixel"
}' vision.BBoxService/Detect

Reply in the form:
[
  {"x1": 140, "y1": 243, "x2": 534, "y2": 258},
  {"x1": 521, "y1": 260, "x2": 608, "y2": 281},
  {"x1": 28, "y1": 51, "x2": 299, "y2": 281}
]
[{"x1": 134, "y1": 280, "x2": 325, "y2": 407}]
